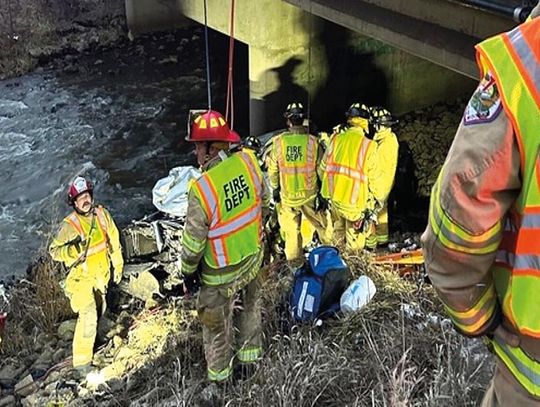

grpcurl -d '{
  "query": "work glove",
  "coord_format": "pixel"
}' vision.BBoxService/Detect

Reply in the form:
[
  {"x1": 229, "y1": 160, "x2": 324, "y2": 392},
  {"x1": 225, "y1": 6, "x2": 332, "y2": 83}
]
[
  {"x1": 314, "y1": 194, "x2": 328, "y2": 212},
  {"x1": 112, "y1": 267, "x2": 123, "y2": 285},
  {"x1": 182, "y1": 272, "x2": 201, "y2": 295},
  {"x1": 361, "y1": 209, "x2": 378, "y2": 233},
  {"x1": 68, "y1": 236, "x2": 84, "y2": 256},
  {"x1": 366, "y1": 121, "x2": 377, "y2": 140},
  {"x1": 272, "y1": 187, "x2": 281, "y2": 204}
]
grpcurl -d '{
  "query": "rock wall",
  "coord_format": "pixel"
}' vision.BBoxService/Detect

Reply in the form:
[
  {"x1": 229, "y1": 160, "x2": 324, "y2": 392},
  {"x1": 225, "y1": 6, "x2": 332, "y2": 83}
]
[{"x1": 396, "y1": 99, "x2": 467, "y2": 197}]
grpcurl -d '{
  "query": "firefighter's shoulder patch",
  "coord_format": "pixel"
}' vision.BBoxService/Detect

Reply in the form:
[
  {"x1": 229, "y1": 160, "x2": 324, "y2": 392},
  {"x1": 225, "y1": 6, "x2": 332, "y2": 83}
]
[{"x1": 463, "y1": 73, "x2": 502, "y2": 125}]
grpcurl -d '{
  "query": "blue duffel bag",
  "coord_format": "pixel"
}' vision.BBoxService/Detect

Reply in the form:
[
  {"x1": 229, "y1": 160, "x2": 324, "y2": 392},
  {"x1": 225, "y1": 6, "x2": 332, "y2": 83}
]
[{"x1": 290, "y1": 246, "x2": 351, "y2": 322}]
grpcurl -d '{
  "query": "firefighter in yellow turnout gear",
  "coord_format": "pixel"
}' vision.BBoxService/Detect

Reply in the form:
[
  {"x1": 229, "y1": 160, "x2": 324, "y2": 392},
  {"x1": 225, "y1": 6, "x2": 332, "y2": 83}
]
[
  {"x1": 180, "y1": 110, "x2": 269, "y2": 383},
  {"x1": 49, "y1": 176, "x2": 123, "y2": 372},
  {"x1": 266, "y1": 102, "x2": 330, "y2": 266},
  {"x1": 365, "y1": 107, "x2": 399, "y2": 249},
  {"x1": 320, "y1": 103, "x2": 385, "y2": 251}
]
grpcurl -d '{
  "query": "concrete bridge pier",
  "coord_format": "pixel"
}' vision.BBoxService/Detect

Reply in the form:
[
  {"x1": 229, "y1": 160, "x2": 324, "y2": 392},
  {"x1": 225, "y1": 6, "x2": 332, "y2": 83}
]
[
  {"x1": 247, "y1": 14, "x2": 328, "y2": 135},
  {"x1": 126, "y1": 0, "x2": 329, "y2": 135}
]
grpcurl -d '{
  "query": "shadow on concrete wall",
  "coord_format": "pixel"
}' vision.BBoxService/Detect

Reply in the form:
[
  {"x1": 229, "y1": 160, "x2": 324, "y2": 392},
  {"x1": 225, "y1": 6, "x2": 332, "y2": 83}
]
[
  {"x1": 311, "y1": 20, "x2": 389, "y2": 132},
  {"x1": 259, "y1": 57, "x2": 309, "y2": 132},
  {"x1": 254, "y1": 18, "x2": 390, "y2": 134}
]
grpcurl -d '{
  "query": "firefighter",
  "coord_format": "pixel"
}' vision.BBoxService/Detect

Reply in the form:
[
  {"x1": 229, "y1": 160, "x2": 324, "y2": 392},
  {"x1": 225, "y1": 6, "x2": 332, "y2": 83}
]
[
  {"x1": 422, "y1": 3, "x2": 540, "y2": 405},
  {"x1": 49, "y1": 176, "x2": 123, "y2": 375},
  {"x1": 365, "y1": 107, "x2": 399, "y2": 250},
  {"x1": 320, "y1": 103, "x2": 385, "y2": 251},
  {"x1": 180, "y1": 110, "x2": 269, "y2": 383},
  {"x1": 242, "y1": 136, "x2": 264, "y2": 167},
  {"x1": 266, "y1": 102, "x2": 330, "y2": 267},
  {"x1": 243, "y1": 136, "x2": 262, "y2": 156}
]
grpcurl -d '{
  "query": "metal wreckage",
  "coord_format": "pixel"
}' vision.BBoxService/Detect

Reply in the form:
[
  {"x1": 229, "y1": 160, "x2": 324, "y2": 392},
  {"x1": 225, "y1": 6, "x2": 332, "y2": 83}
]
[{"x1": 119, "y1": 129, "x2": 283, "y2": 307}]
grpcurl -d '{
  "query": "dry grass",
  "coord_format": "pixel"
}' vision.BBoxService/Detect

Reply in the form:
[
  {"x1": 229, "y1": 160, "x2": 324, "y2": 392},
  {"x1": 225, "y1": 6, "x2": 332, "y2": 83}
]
[
  {"x1": 119, "y1": 252, "x2": 494, "y2": 407},
  {"x1": 0, "y1": 0, "x2": 56, "y2": 77},
  {"x1": 0, "y1": 241, "x2": 493, "y2": 405},
  {"x1": 1, "y1": 253, "x2": 72, "y2": 356}
]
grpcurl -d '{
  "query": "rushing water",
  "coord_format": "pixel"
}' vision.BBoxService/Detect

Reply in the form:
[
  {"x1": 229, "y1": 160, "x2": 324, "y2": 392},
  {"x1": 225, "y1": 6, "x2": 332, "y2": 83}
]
[{"x1": 0, "y1": 28, "x2": 243, "y2": 279}]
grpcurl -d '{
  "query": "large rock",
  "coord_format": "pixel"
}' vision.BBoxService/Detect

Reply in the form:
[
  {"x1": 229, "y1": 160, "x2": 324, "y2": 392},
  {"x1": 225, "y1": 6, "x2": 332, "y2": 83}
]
[
  {"x1": 32, "y1": 347, "x2": 54, "y2": 371},
  {"x1": 0, "y1": 395, "x2": 15, "y2": 407},
  {"x1": 126, "y1": 271, "x2": 160, "y2": 308},
  {"x1": 57, "y1": 319, "x2": 77, "y2": 341},
  {"x1": 52, "y1": 348, "x2": 66, "y2": 364},
  {"x1": 21, "y1": 393, "x2": 41, "y2": 407},
  {"x1": 14, "y1": 374, "x2": 36, "y2": 397},
  {"x1": 97, "y1": 316, "x2": 116, "y2": 342},
  {"x1": 0, "y1": 364, "x2": 26, "y2": 388}
]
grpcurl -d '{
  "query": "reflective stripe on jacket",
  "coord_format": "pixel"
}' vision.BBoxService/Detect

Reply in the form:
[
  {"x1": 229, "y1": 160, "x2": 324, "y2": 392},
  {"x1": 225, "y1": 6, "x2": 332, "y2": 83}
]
[
  {"x1": 65, "y1": 206, "x2": 109, "y2": 259},
  {"x1": 425, "y1": 18, "x2": 540, "y2": 397},
  {"x1": 477, "y1": 18, "x2": 540, "y2": 397},
  {"x1": 187, "y1": 151, "x2": 264, "y2": 282},
  {"x1": 274, "y1": 132, "x2": 318, "y2": 206},
  {"x1": 320, "y1": 127, "x2": 377, "y2": 221},
  {"x1": 49, "y1": 206, "x2": 123, "y2": 284}
]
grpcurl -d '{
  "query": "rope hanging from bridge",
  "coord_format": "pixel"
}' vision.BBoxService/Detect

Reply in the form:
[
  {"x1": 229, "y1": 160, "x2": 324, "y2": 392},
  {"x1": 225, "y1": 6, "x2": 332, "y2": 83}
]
[
  {"x1": 225, "y1": 0, "x2": 236, "y2": 130},
  {"x1": 203, "y1": 0, "x2": 212, "y2": 109},
  {"x1": 307, "y1": 0, "x2": 313, "y2": 133}
]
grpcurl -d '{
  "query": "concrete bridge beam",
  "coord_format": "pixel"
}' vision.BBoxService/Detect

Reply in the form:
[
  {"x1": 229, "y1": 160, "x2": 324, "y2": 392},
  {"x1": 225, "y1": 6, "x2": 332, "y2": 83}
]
[
  {"x1": 246, "y1": 18, "x2": 328, "y2": 134},
  {"x1": 284, "y1": 0, "x2": 516, "y2": 79}
]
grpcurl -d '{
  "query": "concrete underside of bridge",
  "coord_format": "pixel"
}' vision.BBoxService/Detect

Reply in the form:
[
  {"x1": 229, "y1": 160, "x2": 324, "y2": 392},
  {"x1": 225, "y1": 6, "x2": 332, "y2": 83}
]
[{"x1": 125, "y1": 0, "x2": 516, "y2": 134}]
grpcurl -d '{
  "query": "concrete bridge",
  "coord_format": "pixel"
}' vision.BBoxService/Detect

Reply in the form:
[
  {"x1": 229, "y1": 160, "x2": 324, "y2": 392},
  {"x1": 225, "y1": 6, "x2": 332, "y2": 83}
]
[{"x1": 125, "y1": 0, "x2": 533, "y2": 134}]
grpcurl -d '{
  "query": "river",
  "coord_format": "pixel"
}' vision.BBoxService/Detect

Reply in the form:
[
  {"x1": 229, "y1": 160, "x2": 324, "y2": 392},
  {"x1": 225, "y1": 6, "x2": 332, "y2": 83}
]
[{"x1": 0, "y1": 28, "x2": 241, "y2": 279}]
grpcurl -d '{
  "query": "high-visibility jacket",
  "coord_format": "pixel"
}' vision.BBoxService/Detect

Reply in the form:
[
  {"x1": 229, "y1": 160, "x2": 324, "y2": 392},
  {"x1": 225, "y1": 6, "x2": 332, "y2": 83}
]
[
  {"x1": 267, "y1": 129, "x2": 320, "y2": 207},
  {"x1": 428, "y1": 18, "x2": 540, "y2": 397},
  {"x1": 480, "y1": 19, "x2": 540, "y2": 397},
  {"x1": 320, "y1": 127, "x2": 382, "y2": 221},
  {"x1": 373, "y1": 127, "x2": 399, "y2": 201},
  {"x1": 49, "y1": 205, "x2": 123, "y2": 286},
  {"x1": 182, "y1": 151, "x2": 264, "y2": 286}
]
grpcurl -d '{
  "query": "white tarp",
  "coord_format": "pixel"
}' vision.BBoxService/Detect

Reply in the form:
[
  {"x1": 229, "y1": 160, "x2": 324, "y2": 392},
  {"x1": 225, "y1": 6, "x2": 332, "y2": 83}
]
[{"x1": 152, "y1": 166, "x2": 201, "y2": 217}]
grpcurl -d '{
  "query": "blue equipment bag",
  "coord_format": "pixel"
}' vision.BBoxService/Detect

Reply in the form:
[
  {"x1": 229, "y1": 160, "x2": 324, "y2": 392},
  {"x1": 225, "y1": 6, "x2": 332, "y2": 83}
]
[{"x1": 290, "y1": 246, "x2": 351, "y2": 321}]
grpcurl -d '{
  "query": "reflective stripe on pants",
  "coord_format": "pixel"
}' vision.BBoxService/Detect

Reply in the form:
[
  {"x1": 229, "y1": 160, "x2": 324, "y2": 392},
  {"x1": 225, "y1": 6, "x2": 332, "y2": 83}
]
[
  {"x1": 197, "y1": 267, "x2": 263, "y2": 382},
  {"x1": 481, "y1": 361, "x2": 540, "y2": 407}
]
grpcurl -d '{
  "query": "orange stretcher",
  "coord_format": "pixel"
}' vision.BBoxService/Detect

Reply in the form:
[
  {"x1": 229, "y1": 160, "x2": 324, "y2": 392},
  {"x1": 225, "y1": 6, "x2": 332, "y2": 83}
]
[{"x1": 373, "y1": 249, "x2": 424, "y2": 277}]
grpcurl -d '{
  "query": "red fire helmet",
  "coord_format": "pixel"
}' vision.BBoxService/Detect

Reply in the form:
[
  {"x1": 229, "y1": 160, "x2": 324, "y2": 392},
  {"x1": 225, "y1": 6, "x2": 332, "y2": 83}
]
[
  {"x1": 68, "y1": 176, "x2": 93, "y2": 204},
  {"x1": 186, "y1": 110, "x2": 241, "y2": 143}
]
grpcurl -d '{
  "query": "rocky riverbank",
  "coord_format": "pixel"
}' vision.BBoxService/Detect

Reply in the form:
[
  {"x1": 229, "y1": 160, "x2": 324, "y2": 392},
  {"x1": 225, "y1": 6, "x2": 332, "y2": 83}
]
[
  {"x1": 0, "y1": 247, "x2": 493, "y2": 406},
  {"x1": 0, "y1": 0, "x2": 126, "y2": 79}
]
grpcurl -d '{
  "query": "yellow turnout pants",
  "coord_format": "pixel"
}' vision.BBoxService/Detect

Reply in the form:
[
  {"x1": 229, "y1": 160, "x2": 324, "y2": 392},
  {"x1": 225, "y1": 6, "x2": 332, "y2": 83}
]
[
  {"x1": 197, "y1": 272, "x2": 263, "y2": 382},
  {"x1": 330, "y1": 207, "x2": 368, "y2": 251},
  {"x1": 278, "y1": 201, "x2": 331, "y2": 263},
  {"x1": 64, "y1": 271, "x2": 107, "y2": 367},
  {"x1": 365, "y1": 203, "x2": 389, "y2": 249},
  {"x1": 376, "y1": 203, "x2": 389, "y2": 245}
]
